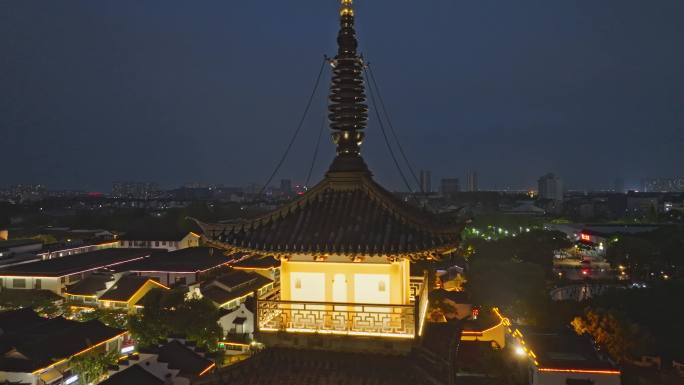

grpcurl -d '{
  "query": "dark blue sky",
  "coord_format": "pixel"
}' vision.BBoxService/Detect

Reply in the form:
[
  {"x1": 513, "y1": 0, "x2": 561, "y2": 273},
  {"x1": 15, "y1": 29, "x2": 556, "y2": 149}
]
[{"x1": 1, "y1": 1, "x2": 683, "y2": 192}]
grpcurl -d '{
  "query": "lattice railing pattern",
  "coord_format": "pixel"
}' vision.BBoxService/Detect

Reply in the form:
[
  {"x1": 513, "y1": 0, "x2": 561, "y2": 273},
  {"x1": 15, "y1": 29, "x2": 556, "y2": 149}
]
[
  {"x1": 258, "y1": 299, "x2": 416, "y2": 338},
  {"x1": 409, "y1": 277, "x2": 425, "y2": 301}
]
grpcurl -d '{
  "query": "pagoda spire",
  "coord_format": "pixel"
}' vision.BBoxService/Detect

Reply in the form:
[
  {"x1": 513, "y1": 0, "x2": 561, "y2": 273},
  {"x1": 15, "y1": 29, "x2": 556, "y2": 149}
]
[{"x1": 328, "y1": 0, "x2": 369, "y2": 172}]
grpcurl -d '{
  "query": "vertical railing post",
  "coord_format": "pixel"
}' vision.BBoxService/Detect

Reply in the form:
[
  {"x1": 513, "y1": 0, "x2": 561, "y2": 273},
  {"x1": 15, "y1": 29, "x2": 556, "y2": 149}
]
[
  {"x1": 255, "y1": 298, "x2": 260, "y2": 333},
  {"x1": 414, "y1": 295, "x2": 420, "y2": 338}
]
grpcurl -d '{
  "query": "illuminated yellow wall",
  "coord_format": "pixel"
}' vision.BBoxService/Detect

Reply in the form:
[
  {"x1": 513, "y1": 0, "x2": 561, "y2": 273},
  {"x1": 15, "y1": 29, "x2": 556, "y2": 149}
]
[
  {"x1": 460, "y1": 321, "x2": 506, "y2": 348},
  {"x1": 281, "y1": 259, "x2": 410, "y2": 305},
  {"x1": 100, "y1": 280, "x2": 168, "y2": 313}
]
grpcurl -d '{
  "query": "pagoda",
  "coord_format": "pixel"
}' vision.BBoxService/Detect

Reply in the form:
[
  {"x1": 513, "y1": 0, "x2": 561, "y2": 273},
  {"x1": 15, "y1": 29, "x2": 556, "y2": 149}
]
[{"x1": 195, "y1": 0, "x2": 464, "y2": 353}]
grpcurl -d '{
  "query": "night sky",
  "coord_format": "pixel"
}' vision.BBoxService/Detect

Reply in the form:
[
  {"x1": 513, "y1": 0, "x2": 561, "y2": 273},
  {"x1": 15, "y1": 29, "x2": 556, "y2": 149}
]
[{"x1": 1, "y1": 1, "x2": 683, "y2": 192}]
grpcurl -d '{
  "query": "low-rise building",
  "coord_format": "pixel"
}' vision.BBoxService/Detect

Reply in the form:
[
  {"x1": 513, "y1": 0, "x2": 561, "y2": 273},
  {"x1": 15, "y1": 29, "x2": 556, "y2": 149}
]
[
  {"x1": 231, "y1": 255, "x2": 280, "y2": 283},
  {"x1": 0, "y1": 308, "x2": 127, "y2": 385},
  {"x1": 0, "y1": 239, "x2": 42, "y2": 259},
  {"x1": 113, "y1": 247, "x2": 230, "y2": 286},
  {"x1": 103, "y1": 339, "x2": 215, "y2": 385},
  {"x1": 65, "y1": 273, "x2": 170, "y2": 313},
  {"x1": 99, "y1": 364, "x2": 164, "y2": 385},
  {"x1": 98, "y1": 275, "x2": 170, "y2": 312},
  {"x1": 219, "y1": 303, "x2": 255, "y2": 342},
  {"x1": 36, "y1": 239, "x2": 120, "y2": 261},
  {"x1": 513, "y1": 328, "x2": 621, "y2": 385},
  {"x1": 119, "y1": 230, "x2": 200, "y2": 251},
  {"x1": 64, "y1": 272, "x2": 117, "y2": 307},
  {"x1": 198, "y1": 270, "x2": 274, "y2": 310},
  {"x1": 0, "y1": 248, "x2": 157, "y2": 294}
]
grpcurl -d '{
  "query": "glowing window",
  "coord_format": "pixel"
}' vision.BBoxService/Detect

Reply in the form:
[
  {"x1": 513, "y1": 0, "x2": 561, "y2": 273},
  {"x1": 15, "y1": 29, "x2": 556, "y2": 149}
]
[
  {"x1": 295, "y1": 278, "x2": 301, "y2": 289},
  {"x1": 378, "y1": 281, "x2": 386, "y2": 292}
]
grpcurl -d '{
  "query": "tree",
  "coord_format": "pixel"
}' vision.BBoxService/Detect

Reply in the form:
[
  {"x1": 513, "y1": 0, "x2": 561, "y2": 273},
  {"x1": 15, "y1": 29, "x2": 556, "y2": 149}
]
[
  {"x1": 466, "y1": 258, "x2": 547, "y2": 324},
  {"x1": 70, "y1": 350, "x2": 119, "y2": 384},
  {"x1": 169, "y1": 297, "x2": 223, "y2": 351},
  {"x1": 0, "y1": 289, "x2": 62, "y2": 317},
  {"x1": 79, "y1": 308, "x2": 128, "y2": 329},
  {"x1": 128, "y1": 289, "x2": 223, "y2": 351},
  {"x1": 127, "y1": 289, "x2": 171, "y2": 348},
  {"x1": 572, "y1": 308, "x2": 654, "y2": 362}
]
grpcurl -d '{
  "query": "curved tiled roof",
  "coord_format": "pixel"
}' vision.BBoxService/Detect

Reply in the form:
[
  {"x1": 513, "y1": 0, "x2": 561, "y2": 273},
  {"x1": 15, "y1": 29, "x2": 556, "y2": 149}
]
[
  {"x1": 194, "y1": 0, "x2": 464, "y2": 261},
  {"x1": 194, "y1": 171, "x2": 463, "y2": 260}
]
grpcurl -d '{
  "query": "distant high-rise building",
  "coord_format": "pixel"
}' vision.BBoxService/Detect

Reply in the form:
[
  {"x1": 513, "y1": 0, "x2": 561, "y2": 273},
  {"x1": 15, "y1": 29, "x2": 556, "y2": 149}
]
[
  {"x1": 280, "y1": 179, "x2": 293, "y2": 195},
  {"x1": 613, "y1": 177, "x2": 625, "y2": 194},
  {"x1": 112, "y1": 182, "x2": 159, "y2": 199},
  {"x1": 466, "y1": 171, "x2": 478, "y2": 192},
  {"x1": 538, "y1": 173, "x2": 564, "y2": 201},
  {"x1": 9, "y1": 184, "x2": 47, "y2": 202},
  {"x1": 640, "y1": 177, "x2": 684, "y2": 192},
  {"x1": 440, "y1": 178, "x2": 460, "y2": 194},
  {"x1": 419, "y1": 170, "x2": 432, "y2": 193}
]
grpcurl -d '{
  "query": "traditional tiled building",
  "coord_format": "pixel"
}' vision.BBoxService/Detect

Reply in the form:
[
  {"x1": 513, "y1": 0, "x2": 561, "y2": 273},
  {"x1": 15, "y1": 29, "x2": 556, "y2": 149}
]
[{"x1": 194, "y1": 0, "x2": 463, "y2": 358}]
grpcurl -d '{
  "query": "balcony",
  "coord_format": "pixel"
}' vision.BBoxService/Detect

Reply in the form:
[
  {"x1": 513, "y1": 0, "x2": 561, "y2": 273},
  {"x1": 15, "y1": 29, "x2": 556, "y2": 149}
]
[{"x1": 257, "y1": 278, "x2": 429, "y2": 340}]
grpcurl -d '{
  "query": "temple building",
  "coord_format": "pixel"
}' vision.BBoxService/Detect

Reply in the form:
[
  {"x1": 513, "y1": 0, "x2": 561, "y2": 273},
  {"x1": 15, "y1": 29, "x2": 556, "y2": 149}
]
[{"x1": 194, "y1": 0, "x2": 464, "y2": 356}]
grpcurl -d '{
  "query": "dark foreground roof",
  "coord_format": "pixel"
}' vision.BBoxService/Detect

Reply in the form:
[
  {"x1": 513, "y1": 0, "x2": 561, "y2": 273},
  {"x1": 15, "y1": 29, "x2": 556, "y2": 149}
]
[
  {"x1": 113, "y1": 247, "x2": 229, "y2": 273},
  {"x1": 195, "y1": 172, "x2": 463, "y2": 260},
  {"x1": 220, "y1": 348, "x2": 431, "y2": 385},
  {"x1": 99, "y1": 275, "x2": 160, "y2": 302},
  {"x1": 0, "y1": 308, "x2": 46, "y2": 335},
  {"x1": 232, "y1": 255, "x2": 279, "y2": 270},
  {"x1": 524, "y1": 329, "x2": 618, "y2": 371},
  {"x1": 156, "y1": 340, "x2": 213, "y2": 379},
  {"x1": 0, "y1": 248, "x2": 156, "y2": 277},
  {"x1": 100, "y1": 365, "x2": 163, "y2": 385},
  {"x1": 0, "y1": 309, "x2": 123, "y2": 372}
]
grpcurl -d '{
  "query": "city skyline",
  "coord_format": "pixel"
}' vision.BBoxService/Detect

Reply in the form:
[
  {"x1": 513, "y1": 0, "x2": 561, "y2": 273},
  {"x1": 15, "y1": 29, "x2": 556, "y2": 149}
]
[{"x1": 2, "y1": 1, "x2": 683, "y2": 192}]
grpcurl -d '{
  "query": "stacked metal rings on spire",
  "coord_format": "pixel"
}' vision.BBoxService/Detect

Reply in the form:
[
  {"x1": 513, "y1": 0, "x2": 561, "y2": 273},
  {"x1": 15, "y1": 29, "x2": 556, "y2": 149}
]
[{"x1": 329, "y1": 0, "x2": 368, "y2": 156}]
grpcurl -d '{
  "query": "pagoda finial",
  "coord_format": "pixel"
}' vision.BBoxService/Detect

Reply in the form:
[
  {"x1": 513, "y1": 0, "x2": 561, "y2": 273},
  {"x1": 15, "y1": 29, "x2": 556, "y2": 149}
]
[{"x1": 328, "y1": 0, "x2": 369, "y2": 170}]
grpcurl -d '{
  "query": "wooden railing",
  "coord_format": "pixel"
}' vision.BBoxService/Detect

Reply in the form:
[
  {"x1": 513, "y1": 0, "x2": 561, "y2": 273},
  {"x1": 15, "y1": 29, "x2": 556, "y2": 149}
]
[{"x1": 257, "y1": 297, "x2": 417, "y2": 339}]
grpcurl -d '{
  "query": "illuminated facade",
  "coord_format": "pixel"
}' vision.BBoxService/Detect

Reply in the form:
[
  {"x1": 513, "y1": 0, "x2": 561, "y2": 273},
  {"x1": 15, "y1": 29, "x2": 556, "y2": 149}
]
[
  {"x1": 195, "y1": 0, "x2": 463, "y2": 352},
  {"x1": 119, "y1": 231, "x2": 200, "y2": 251}
]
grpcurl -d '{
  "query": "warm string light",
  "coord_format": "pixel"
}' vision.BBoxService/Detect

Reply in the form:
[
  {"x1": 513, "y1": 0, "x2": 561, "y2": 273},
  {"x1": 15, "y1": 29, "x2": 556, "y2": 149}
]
[
  {"x1": 100, "y1": 280, "x2": 170, "y2": 305},
  {"x1": 259, "y1": 327, "x2": 414, "y2": 339},
  {"x1": 0, "y1": 255, "x2": 150, "y2": 279},
  {"x1": 198, "y1": 363, "x2": 216, "y2": 376},
  {"x1": 538, "y1": 368, "x2": 621, "y2": 375},
  {"x1": 32, "y1": 332, "x2": 127, "y2": 374}
]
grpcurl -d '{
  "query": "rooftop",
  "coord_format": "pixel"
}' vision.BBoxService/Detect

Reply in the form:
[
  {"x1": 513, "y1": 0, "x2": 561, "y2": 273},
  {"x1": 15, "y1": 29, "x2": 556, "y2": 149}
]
[
  {"x1": 112, "y1": 247, "x2": 229, "y2": 273},
  {"x1": 232, "y1": 255, "x2": 279, "y2": 270},
  {"x1": 156, "y1": 340, "x2": 214, "y2": 379},
  {"x1": 0, "y1": 308, "x2": 46, "y2": 335},
  {"x1": 38, "y1": 239, "x2": 119, "y2": 253},
  {"x1": 99, "y1": 275, "x2": 165, "y2": 302},
  {"x1": 119, "y1": 229, "x2": 194, "y2": 241},
  {"x1": 220, "y1": 347, "x2": 425, "y2": 385},
  {"x1": 201, "y1": 271, "x2": 272, "y2": 305},
  {"x1": 522, "y1": 328, "x2": 618, "y2": 371},
  {"x1": 0, "y1": 248, "x2": 156, "y2": 277},
  {"x1": 0, "y1": 309, "x2": 124, "y2": 372},
  {"x1": 100, "y1": 365, "x2": 163, "y2": 385},
  {"x1": 0, "y1": 239, "x2": 42, "y2": 251},
  {"x1": 196, "y1": 177, "x2": 463, "y2": 260},
  {"x1": 65, "y1": 273, "x2": 114, "y2": 296}
]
